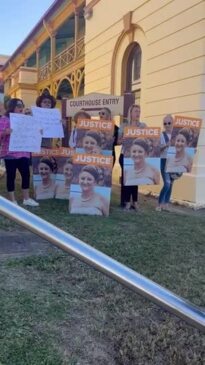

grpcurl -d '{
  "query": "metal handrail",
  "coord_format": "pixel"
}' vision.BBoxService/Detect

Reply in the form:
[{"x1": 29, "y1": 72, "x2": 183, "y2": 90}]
[{"x1": 0, "y1": 196, "x2": 204, "y2": 332}]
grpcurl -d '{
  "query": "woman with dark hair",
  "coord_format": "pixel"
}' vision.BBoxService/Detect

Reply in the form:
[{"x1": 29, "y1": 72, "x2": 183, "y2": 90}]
[
  {"x1": 166, "y1": 128, "x2": 193, "y2": 173},
  {"x1": 69, "y1": 165, "x2": 109, "y2": 216},
  {"x1": 36, "y1": 90, "x2": 56, "y2": 109},
  {"x1": 118, "y1": 104, "x2": 147, "y2": 211},
  {"x1": 82, "y1": 130, "x2": 102, "y2": 154},
  {"x1": 125, "y1": 139, "x2": 160, "y2": 185},
  {"x1": 0, "y1": 98, "x2": 39, "y2": 206},
  {"x1": 35, "y1": 91, "x2": 57, "y2": 148},
  {"x1": 35, "y1": 156, "x2": 57, "y2": 199},
  {"x1": 55, "y1": 158, "x2": 73, "y2": 199}
]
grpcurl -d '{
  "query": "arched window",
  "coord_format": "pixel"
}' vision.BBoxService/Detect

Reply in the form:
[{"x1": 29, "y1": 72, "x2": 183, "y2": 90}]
[
  {"x1": 125, "y1": 43, "x2": 142, "y2": 103},
  {"x1": 57, "y1": 79, "x2": 73, "y2": 100}
]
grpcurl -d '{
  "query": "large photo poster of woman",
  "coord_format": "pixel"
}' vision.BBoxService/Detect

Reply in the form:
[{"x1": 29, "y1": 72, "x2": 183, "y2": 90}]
[
  {"x1": 32, "y1": 148, "x2": 74, "y2": 200},
  {"x1": 75, "y1": 118, "x2": 115, "y2": 155},
  {"x1": 69, "y1": 153, "x2": 113, "y2": 216},
  {"x1": 122, "y1": 127, "x2": 161, "y2": 186},
  {"x1": 166, "y1": 116, "x2": 202, "y2": 174}
]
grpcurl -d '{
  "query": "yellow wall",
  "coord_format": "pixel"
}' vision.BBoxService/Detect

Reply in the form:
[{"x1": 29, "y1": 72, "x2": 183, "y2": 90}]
[{"x1": 85, "y1": 0, "x2": 205, "y2": 207}]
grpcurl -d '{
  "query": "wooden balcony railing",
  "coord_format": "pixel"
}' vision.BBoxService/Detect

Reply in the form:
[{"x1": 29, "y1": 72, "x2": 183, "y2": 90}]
[
  {"x1": 54, "y1": 43, "x2": 75, "y2": 72},
  {"x1": 38, "y1": 61, "x2": 52, "y2": 81},
  {"x1": 75, "y1": 36, "x2": 84, "y2": 59},
  {"x1": 38, "y1": 37, "x2": 84, "y2": 81}
]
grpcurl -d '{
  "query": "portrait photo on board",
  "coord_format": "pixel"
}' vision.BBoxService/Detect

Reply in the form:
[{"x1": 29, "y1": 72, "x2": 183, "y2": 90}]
[
  {"x1": 75, "y1": 118, "x2": 115, "y2": 155},
  {"x1": 32, "y1": 148, "x2": 74, "y2": 200},
  {"x1": 69, "y1": 153, "x2": 113, "y2": 216},
  {"x1": 166, "y1": 116, "x2": 202, "y2": 174},
  {"x1": 122, "y1": 127, "x2": 161, "y2": 186}
]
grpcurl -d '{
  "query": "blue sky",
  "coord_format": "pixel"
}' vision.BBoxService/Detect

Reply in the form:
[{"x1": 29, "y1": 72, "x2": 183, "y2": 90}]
[{"x1": 0, "y1": 0, "x2": 55, "y2": 56}]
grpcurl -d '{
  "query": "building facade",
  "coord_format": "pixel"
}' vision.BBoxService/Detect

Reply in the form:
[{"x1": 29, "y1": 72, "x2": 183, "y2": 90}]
[
  {"x1": 0, "y1": 55, "x2": 9, "y2": 116},
  {"x1": 84, "y1": 0, "x2": 205, "y2": 207},
  {"x1": 2, "y1": 0, "x2": 205, "y2": 206}
]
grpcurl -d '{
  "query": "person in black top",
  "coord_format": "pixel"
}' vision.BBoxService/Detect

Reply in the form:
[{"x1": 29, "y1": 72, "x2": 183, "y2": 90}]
[{"x1": 98, "y1": 107, "x2": 119, "y2": 166}]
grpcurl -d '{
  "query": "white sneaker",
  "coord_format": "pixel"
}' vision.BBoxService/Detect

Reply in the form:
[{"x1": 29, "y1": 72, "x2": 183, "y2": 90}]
[
  {"x1": 13, "y1": 201, "x2": 18, "y2": 205},
  {"x1": 23, "y1": 198, "x2": 39, "y2": 207}
]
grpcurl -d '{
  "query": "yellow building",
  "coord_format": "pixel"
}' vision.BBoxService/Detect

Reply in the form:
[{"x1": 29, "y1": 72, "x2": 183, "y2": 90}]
[
  {"x1": 2, "y1": 0, "x2": 205, "y2": 207},
  {"x1": 2, "y1": 0, "x2": 85, "y2": 106},
  {"x1": 0, "y1": 55, "x2": 9, "y2": 115},
  {"x1": 84, "y1": 0, "x2": 205, "y2": 208}
]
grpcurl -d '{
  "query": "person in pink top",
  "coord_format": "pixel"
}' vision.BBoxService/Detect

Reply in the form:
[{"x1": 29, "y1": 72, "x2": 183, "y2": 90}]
[{"x1": 0, "y1": 98, "x2": 39, "y2": 206}]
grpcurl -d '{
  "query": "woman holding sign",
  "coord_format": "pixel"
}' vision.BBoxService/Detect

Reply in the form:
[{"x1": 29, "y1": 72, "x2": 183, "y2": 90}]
[
  {"x1": 156, "y1": 114, "x2": 174, "y2": 212},
  {"x1": 69, "y1": 110, "x2": 91, "y2": 148},
  {"x1": 36, "y1": 91, "x2": 57, "y2": 148},
  {"x1": 0, "y1": 98, "x2": 39, "y2": 206},
  {"x1": 69, "y1": 165, "x2": 109, "y2": 216},
  {"x1": 99, "y1": 107, "x2": 119, "y2": 165},
  {"x1": 119, "y1": 104, "x2": 147, "y2": 211}
]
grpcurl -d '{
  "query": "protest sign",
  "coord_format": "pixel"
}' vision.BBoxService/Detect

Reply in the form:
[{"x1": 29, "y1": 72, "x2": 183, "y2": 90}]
[
  {"x1": 9, "y1": 113, "x2": 42, "y2": 152},
  {"x1": 69, "y1": 153, "x2": 113, "y2": 216},
  {"x1": 31, "y1": 106, "x2": 64, "y2": 138},
  {"x1": 32, "y1": 148, "x2": 74, "y2": 200},
  {"x1": 122, "y1": 127, "x2": 161, "y2": 185},
  {"x1": 166, "y1": 115, "x2": 202, "y2": 173},
  {"x1": 74, "y1": 118, "x2": 114, "y2": 155}
]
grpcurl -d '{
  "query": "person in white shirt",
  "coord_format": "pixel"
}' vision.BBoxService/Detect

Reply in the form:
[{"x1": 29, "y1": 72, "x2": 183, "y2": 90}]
[{"x1": 69, "y1": 110, "x2": 91, "y2": 148}]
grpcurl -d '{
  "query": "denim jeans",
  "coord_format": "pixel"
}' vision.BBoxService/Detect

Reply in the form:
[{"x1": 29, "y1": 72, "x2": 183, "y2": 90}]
[{"x1": 158, "y1": 159, "x2": 173, "y2": 204}]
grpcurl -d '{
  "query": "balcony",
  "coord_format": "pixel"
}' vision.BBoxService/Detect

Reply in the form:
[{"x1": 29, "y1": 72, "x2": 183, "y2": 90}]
[{"x1": 38, "y1": 37, "x2": 84, "y2": 82}]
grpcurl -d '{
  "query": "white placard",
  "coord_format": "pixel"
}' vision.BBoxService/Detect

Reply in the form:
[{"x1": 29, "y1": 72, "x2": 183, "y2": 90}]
[
  {"x1": 31, "y1": 107, "x2": 64, "y2": 138},
  {"x1": 9, "y1": 113, "x2": 42, "y2": 152}
]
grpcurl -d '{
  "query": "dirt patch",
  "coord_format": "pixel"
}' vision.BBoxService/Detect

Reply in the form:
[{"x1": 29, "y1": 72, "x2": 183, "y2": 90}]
[{"x1": 0, "y1": 229, "x2": 57, "y2": 260}]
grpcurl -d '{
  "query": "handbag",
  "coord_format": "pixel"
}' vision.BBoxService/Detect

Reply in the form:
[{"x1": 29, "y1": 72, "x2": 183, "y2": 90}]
[
  {"x1": 169, "y1": 172, "x2": 183, "y2": 180},
  {"x1": 0, "y1": 139, "x2": 6, "y2": 178},
  {"x1": 0, "y1": 158, "x2": 5, "y2": 179}
]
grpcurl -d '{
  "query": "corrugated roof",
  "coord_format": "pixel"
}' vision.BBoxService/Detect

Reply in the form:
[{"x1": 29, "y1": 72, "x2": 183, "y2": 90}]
[{"x1": 0, "y1": 55, "x2": 10, "y2": 66}]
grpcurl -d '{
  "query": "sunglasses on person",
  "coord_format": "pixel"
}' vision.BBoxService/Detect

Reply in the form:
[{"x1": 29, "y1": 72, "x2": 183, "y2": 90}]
[
  {"x1": 164, "y1": 122, "x2": 172, "y2": 126},
  {"x1": 99, "y1": 111, "x2": 106, "y2": 116},
  {"x1": 16, "y1": 103, "x2": 24, "y2": 108}
]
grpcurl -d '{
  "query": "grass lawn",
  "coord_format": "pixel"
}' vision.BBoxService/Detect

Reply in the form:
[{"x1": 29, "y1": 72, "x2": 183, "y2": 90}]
[{"x1": 0, "y1": 176, "x2": 205, "y2": 365}]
